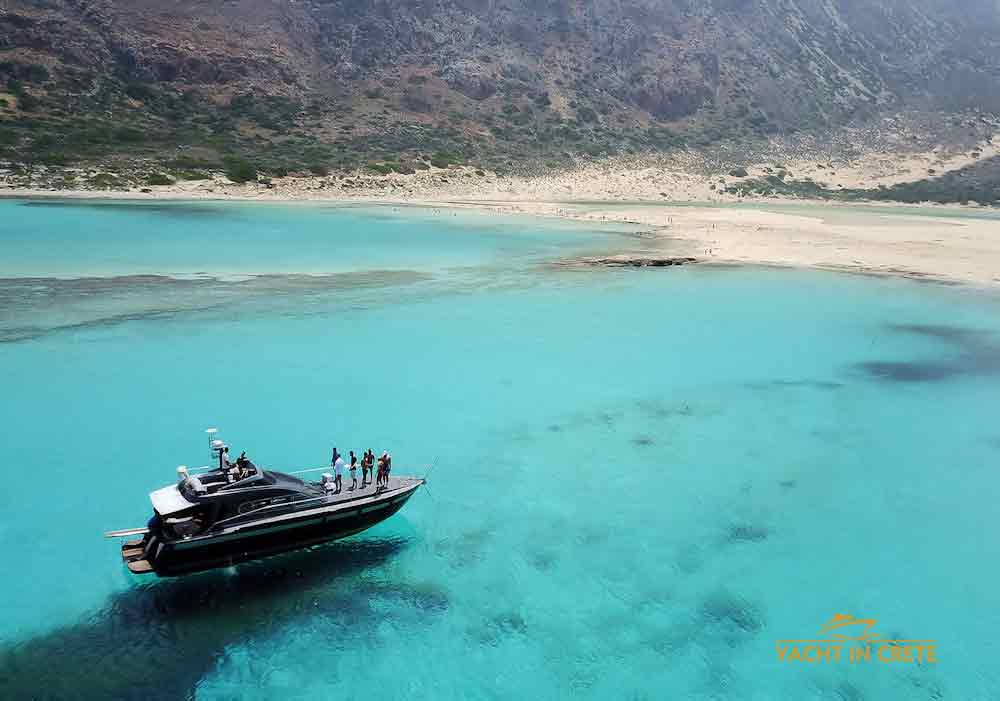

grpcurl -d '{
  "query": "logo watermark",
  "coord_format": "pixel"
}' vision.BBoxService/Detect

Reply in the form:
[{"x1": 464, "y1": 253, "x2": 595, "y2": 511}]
[{"x1": 776, "y1": 614, "x2": 937, "y2": 664}]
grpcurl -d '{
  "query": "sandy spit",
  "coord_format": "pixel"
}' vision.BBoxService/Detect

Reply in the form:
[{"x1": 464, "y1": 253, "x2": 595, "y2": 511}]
[{"x1": 3, "y1": 154, "x2": 999, "y2": 287}]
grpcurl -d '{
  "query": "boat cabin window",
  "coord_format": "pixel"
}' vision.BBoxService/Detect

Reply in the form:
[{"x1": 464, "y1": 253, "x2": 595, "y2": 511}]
[{"x1": 238, "y1": 499, "x2": 271, "y2": 515}]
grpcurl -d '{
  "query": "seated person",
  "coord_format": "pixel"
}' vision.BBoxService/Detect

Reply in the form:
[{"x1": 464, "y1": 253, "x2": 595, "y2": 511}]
[{"x1": 222, "y1": 450, "x2": 246, "y2": 482}]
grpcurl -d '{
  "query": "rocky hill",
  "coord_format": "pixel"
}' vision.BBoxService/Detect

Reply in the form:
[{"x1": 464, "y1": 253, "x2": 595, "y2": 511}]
[{"x1": 2, "y1": 0, "x2": 1000, "y2": 180}]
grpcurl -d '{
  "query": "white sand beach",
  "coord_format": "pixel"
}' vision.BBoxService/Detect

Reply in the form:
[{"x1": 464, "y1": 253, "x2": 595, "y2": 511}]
[{"x1": 4, "y1": 144, "x2": 999, "y2": 287}]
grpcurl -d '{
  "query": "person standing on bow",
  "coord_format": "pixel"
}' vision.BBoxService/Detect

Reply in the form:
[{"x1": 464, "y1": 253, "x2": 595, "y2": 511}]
[
  {"x1": 376, "y1": 452, "x2": 386, "y2": 489},
  {"x1": 331, "y1": 446, "x2": 344, "y2": 494},
  {"x1": 362, "y1": 448, "x2": 373, "y2": 486}
]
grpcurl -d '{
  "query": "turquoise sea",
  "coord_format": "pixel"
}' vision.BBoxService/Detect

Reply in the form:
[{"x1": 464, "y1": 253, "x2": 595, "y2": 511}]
[{"x1": 1, "y1": 199, "x2": 998, "y2": 699}]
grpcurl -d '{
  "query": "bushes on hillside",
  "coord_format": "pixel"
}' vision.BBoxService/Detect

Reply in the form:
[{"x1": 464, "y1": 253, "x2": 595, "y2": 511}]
[
  {"x1": 146, "y1": 173, "x2": 175, "y2": 186},
  {"x1": 225, "y1": 158, "x2": 257, "y2": 183}
]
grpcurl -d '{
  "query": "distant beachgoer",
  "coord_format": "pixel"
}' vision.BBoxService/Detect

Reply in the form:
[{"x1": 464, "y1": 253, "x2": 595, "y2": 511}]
[
  {"x1": 333, "y1": 454, "x2": 345, "y2": 494},
  {"x1": 349, "y1": 451, "x2": 358, "y2": 490}
]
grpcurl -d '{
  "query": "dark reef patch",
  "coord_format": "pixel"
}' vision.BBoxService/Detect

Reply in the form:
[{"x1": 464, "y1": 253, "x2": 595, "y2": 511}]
[
  {"x1": 889, "y1": 323, "x2": 993, "y2": 343},
  {"x1": 699, "y1": 590, "x2": 765, "y2": 640},
  {"x1": 632, "y1": 435, "x2": 655, "y2": 446},
  {"x1": 21, "y1": 200, "x2": 232, "y2": 219},
  {"x1": 779, "y1": 479, "x2": 797, "y2": 489},
  {"x1": 725, "y1": 523, "x2": 770, "y2": 544},
  {"x1": 856, "y1": 321, "x2": 1000, "y2": 384},
  {"x1": 833, "y1": 681, "x2": 866, "y2": 701},
  {"x1": 0, "y1": 537, "x2": 435, "y2": 700},
  {"x1": 556, "y1": 256, "x2": 698, "y2": 269},
  {"x1": 0, "y1": 270, "x2": 431, "y2": 344},
  {"x1": 857, "y1": 360, "x2": 959, "y2": 382},
  {"x1": 527, "y1": 549, "x2": 558, "y2": 571},
  {"x1": 434, "y1": 525, "x2": 494, "y2": 568},
  {"x1": 597, "y1": 411, "x2": 619, "y2": 427},
  {"x1": 472, "y1": 610, "x2": 529, "y2": 645},
  {"x1": 746, "y1": 379, "x2": 845, "y2": 391},
  {"x1": 636, "y1": 399, "x2": 694, "y2": 419}
]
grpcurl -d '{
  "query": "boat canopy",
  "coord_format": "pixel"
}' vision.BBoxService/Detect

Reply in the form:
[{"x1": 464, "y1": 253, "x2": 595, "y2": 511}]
[{"x1": 150, "y1": 484, "x2": 196, "y2": 515}]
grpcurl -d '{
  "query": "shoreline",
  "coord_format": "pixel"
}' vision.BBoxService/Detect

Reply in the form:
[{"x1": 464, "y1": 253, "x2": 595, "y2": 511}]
[{"x1": 3, "y1": 184, "x2": 999, "y2": 288}]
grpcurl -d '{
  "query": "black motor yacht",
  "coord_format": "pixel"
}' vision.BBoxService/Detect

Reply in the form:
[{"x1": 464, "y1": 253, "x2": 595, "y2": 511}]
[{"x1": 106, "y1": 430, "x2": 424, "y2": 577}]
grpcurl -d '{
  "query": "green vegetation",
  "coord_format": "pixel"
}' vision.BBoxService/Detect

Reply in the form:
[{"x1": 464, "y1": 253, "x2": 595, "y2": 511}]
[
  {"x1": 166, "y1": 156, "x2": 221, "y2": 171},
  {"x1": 88, "y1": 173, "x2": 124, "y2": 190},
  {"x1": 224, "y1": 158, "x2": 257, "y2": 183},
  {"x1": 145, "y1": 172, "x2": 175, "y2": 186},
  {"x1": 113, "y1": 127, "x2": 146, "y2": 144},
  {"x1": 726, "y1": 175, "x2": 834, "y2": 199},
  {"x1": 172, "y1": 170, "x2": 209, "y2": 181},
  {"x1": 1, "y1": 61, "x2": 51, "y2": 84},
  {"x1": 17, "y1": 93, "x2": 39, "y2": 112},
  {"x1": 124, "y1": 82, "x2": 156, "y2": 102},
  {"x1": 430, "y1": 151, "x2": 461, "y2": 168},
  {"x1": 725, "y1": 156, "x2": 1000, "y2": 206}
]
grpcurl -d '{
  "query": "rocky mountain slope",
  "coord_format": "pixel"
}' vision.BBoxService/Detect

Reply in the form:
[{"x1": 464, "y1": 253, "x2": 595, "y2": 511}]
[{"x1": 2, "y1": 0, "x2": 1000, "y2": 179}]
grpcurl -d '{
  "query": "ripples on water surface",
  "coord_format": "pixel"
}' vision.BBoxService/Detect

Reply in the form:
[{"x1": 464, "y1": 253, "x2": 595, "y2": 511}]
[{"x1": 0, "y1": 199, "x2": 998, "y2": 699}]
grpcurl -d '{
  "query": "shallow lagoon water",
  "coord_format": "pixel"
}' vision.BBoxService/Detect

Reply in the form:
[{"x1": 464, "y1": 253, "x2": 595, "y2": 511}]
[{"x1": 1, "y1": 199, "x2": 998, "y2": 699}]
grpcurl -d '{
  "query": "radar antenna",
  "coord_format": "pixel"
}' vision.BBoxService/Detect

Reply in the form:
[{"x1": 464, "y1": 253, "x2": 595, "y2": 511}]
[{"x1": 206, "y1": 427, "x2": 226, "y2": 469}]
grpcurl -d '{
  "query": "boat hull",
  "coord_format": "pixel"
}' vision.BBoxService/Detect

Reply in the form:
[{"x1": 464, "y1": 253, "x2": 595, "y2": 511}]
[{"x1": 127, "y1": 485, "x2": 419, "y2": 577}]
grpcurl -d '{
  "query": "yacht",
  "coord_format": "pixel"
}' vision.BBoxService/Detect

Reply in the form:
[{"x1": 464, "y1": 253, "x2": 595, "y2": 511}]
[{"x1": 106, "y1": 430, "x2": 424, "y2": 577}]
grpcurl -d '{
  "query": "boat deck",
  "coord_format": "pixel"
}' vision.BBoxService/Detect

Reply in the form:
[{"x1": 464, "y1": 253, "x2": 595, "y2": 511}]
[{"x1": 318, "y1": 476, "x2": 419, "y2": 506}]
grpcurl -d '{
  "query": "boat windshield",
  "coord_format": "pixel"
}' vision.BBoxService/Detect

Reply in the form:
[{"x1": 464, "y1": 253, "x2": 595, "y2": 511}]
[{"x1": 177, "y1": 463, "x2": 273, "y2": 499}]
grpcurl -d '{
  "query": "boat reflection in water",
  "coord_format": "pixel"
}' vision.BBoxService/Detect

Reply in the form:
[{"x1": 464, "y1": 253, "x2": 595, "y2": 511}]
[{"x1": 107, "y1": 430, "x2": 424, "y2": 577}]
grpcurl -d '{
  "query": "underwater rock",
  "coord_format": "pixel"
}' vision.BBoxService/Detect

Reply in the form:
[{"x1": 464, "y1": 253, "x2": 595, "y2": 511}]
[
  {"x1": 527, "y1": 549, "x2": 558, "y2": 571},
  {"x1": 563, "y1": 256, "x2": 699, "y2": 268},
  {"x1": 700, "y1": 590, "x2": 765, "y2": 635},
  {"x1": 726, "y1": 524, "x2": 770, "y2": 543},
  {"x1": 857, "y1": 360, "x2": 959, "y2": 382},
  {"x1": 889, "y1": 323, "x2": 992, "y2": 343},
  {"x1": 746, "y1": 379, "x2": 845, "y2": 391}
]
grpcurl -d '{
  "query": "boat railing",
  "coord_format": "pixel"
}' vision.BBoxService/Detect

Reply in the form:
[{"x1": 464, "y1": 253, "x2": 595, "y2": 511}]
[{"x1": 288, "y1": 464, "x2": 431, "y2": 477}]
